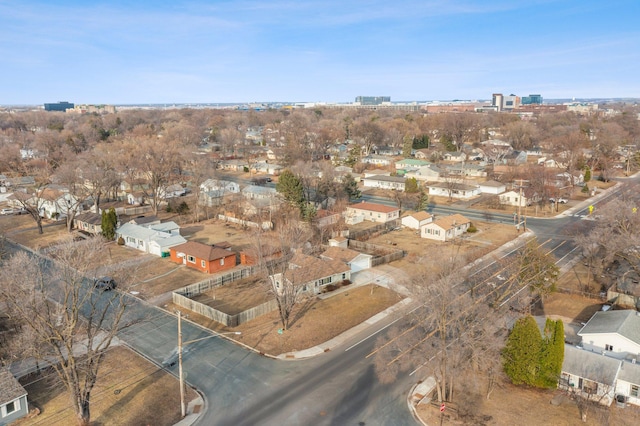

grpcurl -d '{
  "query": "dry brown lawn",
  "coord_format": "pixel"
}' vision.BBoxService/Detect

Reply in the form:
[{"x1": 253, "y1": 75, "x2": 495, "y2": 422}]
[
  {"x1": 169, "y1": 284, "x2": 402, "y2": 356},
  {"x1": 367, "y1": 220, "x2": 517, "y2": 269},
  {"x1": 191, "y1": 276, "x2": 272, "y2": 315},
  {"x1": 0, "y1": 214, "x2": 70, "y2": 249},
  {"x1": 17, "y1": 346, "x2": 197, "y2": 426}
]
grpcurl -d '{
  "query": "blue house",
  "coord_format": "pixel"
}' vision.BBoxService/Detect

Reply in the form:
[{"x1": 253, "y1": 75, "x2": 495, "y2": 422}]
[{"x1": 0, "y1": 368, "x2": 28, "y2": 425}]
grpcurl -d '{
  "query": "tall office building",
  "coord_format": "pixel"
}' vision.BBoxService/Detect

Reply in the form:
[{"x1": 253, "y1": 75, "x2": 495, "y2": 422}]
[
  {"x1": 355, "y1": 96, "x2": 391, "y2": 105},
  {"x1": 521, "y1": 94, "x2": 543, "y2": 105},
  {"x1": 492, "y1": 93, "x2": 504, "y2": 111},
  {"x1": 44, "y1": 101, "x2": 74, "y2": 112}
]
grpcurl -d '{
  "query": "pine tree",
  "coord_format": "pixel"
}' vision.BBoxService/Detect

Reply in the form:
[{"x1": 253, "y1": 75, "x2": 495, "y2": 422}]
[
  {"x1": 502, "y1": 315, "x2": 542, "y2": 385},
  {"x1": 342, "y1": 174, "x2": 361, "y2": 201},
  {"x1": 536, "y1": 318, "x2": 564, "y2": 388},
  {"x1": 584, "y1": 167, "x2": 591, "y2": 183},
  {"x1": 101, "y1": 208, "x2": 117, "y2": 241},
  {"x1": 276, "y1": 169, "x2": 305, "y2": 209}
]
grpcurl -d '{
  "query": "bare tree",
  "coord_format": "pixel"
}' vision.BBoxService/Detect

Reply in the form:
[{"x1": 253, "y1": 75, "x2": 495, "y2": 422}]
[{"x1": 0, "y1": 238, "x2": 134, "y2": 426}]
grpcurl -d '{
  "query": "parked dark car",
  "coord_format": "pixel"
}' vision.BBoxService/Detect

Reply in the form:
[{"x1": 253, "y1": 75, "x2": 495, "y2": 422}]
[{"x1": 94, "y1": 276, "x2": 116, "y2": 291}]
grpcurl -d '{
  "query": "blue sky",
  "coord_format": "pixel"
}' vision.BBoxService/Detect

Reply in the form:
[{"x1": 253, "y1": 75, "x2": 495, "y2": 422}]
[{"x1": 1, "y1": 0, "x2": 639, "y2": 104}]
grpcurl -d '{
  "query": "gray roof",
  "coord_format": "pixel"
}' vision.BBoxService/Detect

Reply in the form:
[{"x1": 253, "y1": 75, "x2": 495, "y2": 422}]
[
  {"x1": 363, "y1": 175, "x2": 406, "y2": 183},
  {"x1": 150, "y1": 221, "x2": 180, "y2": 233},
  {"x1": 578, "y1": 310, "x2": 640, "y2": 346},
  {"x1": 0, "y1": 367, "x2": 27, "y2": 405},
  {"x1": 242, "y1": 185, "x2": 277, "y2": 195},
  {"x1": 617, "y1": 360, "x2": 640, "y2": 385},
  {"x1": 563, "y1": 345, "x2": 621, "y2": 386}
]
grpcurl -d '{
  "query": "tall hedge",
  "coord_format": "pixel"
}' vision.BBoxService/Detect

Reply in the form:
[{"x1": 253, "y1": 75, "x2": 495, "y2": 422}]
[{"x1": 502, "y1": 316, "x2": 564, "y2": 388}]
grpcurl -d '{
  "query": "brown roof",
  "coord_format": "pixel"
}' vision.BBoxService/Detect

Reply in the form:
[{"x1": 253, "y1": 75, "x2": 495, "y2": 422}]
[
  {"x1": 284, "y1": 252, "x2": 350, "y2": 284},
  {"x1": 349, "y1": 201, "x2": 399, "y2": 214},
  {"x1": 431, "y1": 214, "x2": 470, "y2": 230},
  {"x1": 75, "y1": 212, "x2": 102, "y2": 225},
  {"x1": 0, "y1": 367, "x2": 27, "y2": 405},
  {"x1": 320, "y1": 246, "x2": 362, "y2": 263},
  {"x1": 409, "y1": 211, "x2": 432, "y2": 221},
  {"x1": 171, "y1": 241, "x2": 234, "y2": 261}
]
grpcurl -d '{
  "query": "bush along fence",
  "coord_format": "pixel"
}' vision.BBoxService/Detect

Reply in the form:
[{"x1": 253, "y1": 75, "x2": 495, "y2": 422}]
[{"x1": 347, "y1": 239, "x2": 405, "y2": 266}]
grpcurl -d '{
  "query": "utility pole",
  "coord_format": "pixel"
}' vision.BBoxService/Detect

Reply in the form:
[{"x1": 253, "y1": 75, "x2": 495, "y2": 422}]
[
  {"x1": 517, "y1": 179, "x2": 526, "y2": 232},
  {"x1": 178, "y1": 311, "x2": 186, "y2": 418}
]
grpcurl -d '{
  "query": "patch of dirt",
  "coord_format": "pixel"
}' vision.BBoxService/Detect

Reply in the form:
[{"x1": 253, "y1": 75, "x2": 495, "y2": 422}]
[
  {"x1": 18, "y1": 346, "x2": 197, "y2": 426},
  {"x1": 191, "y1": 276, "x2": 272, "y2": 315}
]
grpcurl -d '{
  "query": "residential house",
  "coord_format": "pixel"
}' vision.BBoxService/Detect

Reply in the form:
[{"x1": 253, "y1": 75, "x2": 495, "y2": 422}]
[
  {"x1": 200, "y1": 179, "x2": 240, "y2": 194},
  {"x1": 478, "y1": 180, "x2": 506, "y2": 195},
  {"x1": 559, "y1": 345, "x2": 621, "y2": 407},
  {"x1": 421, "y1": 214, "x2": 471, "y2": 242},
  {"x1": 269, "y1": 252, "x2": 351, "y2": 294},
  {"x1": 577, "y1": 310, "x2": 640, "y2": 361},
  {"x1": 219, "y1": 159, "x2": 248, "y2": 171},
  {"x1": 395, "y1": 159, "x2": 431, "y2": 172},
  {"x1": 426, "y1": 182, "x2": 481, "y2": 200},
  {"x1": 362, "y1": 154, "x2": 393, "y2": 167},
  {"x1": 345, "y1": 201, "x2": 400, "y2": 224},
  {"x1": 443, "y1": 151, "x2": 467, "y2": 162},
  {"x1": 320, "y1": 246, "x2": 373, "y2": 273},
  {"x1": 414, "y1": 148, "x2": 436, "y2": 160},
  {"x1": 443, "y1": 163, "x2": 487, "y2": 178},
  {"x1": 405, "y1": 164, "x2": 444, "y2": 182},
  {"x1": 499, "y1": 190, "x2": 530, "y2": 207},
  {"x1": 0, "y1": 367, "x2": 28, "y2": 425},
  {"x1": 401, "y1": 211, "x2": 433, "y2": 230},
  {"x1": 241, "y1": 185, "x2": 278, "y2": 200},
  {"x1": 74, "y1": 212, "x2": 104, "y2": 235},
  {"x1": 375, "y1": 145, "x2": 401, "y2": 156},
  {"x1": 33, "y1": 187, "x2": 80, "y2": 220},
  {"x1": 126, "y1": 191, "x2": 145, "y2": 206},
  {"x1": 160, "y1": 184, "x2": 186, "y2": 198},
  {"x1": 362, "y1": 175, "x2": 406, "y2": 191},
  {"x1": 252, "y1": 162, "x2": 283, "y2": 176},
  {"x1": 115, "y1": 221, "x2": 186, "y2": 256},
  {"x1": 169, "y1": 241, "x2": 237, "y2": 274},
  {"x1": 559, "y1": 310, "x2": 640, "y2": 408}
]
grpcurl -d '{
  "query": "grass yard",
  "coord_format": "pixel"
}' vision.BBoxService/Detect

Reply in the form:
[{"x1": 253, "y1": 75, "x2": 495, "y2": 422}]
[
  {"x1": 17, "y1": 346, "x2": 197, "y2": 426},
  {"x1": 191, "y1": 276, "x2": 272, "y2": 315}
]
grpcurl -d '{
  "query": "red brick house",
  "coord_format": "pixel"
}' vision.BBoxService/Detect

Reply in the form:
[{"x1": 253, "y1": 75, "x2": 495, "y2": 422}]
[{"x1": 170, "y1": 241, "x2": 236, "y2": 274}]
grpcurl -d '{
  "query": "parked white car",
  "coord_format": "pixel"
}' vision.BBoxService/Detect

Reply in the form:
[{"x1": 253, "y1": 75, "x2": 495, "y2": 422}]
[{"x1": 0, "y1": 208, "x2": 15, "y2": 215}]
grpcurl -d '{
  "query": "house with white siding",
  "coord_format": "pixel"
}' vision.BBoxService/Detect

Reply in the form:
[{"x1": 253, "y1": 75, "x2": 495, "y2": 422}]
[
  {"x1": 362, "y1": 175, "x2": 406, "y2": 191},
  {"x1": 401, "y1": 211, "x2": 433, "y2": 230},
  {"x1": 115, "y1": 221, "x2": 186, "y2": 257},
  {"x1": 345, "y1": 201, "x2": 400, "y2": 224},
  {"x1": 421, "y1": 214, "x2": 471, "y2": 241}
]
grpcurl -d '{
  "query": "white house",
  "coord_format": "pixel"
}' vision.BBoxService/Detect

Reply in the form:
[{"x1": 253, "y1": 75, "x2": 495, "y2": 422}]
[
  {"x1": 200, "y1": 179, "x2": 240, "y2": 194},
  {"x1": 499, "y1": 190, "x2": 529, "y2": 207},
  {"x1": 426, "y1": 182, "x2": 481, "y2": 200},
  {"x1": 115, "y1": 221, "x2": 186, "y2": 256},
  {"x1": 443, "y1": 151, "x2": 467, "y2": 162},
  {"x1": 345, "y1": 201, "x2": 400, "y2": 224},
  {"x1": 401, "y1": 211, "x2": 433, "y2": 230},
  {"x1": 362, "y1": 154, "x2": 393, "y2": 167},
  {"x1": 406, "y1": 164, "x2": 444, "y2": 182},
  {"x1": 320, "y1": 246, "x2": 373, "y2": 273},
  {"x1": 362, "y1": 175, "x2": 406, "y2": 191},
  {"x1": 577, "y1": 310, "x2": 640, "y2": 361},
  {"x1": 478, "y1": 180, "x2": 506, "y2": 195},
  {"x1": 395, "y1": 159, "x2": 430, "y2": 172},
  {"x1": 241, "y1": 185, "x2": 278, "y2": 200},
  {"x1": 29, "y1": 188, "x2": 80, "y2": 220},
  {"x1": 421, "y1": 214, "x2": 471, "y2": 242}
]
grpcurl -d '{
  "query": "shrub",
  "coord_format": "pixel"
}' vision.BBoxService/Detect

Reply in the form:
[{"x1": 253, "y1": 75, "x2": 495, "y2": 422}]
[
  {"x1": 117, "y1": 236, "x2": 125, "y2": 246},
  {"x1": 341, "y1": 279, "x2": 352, "y2": 286},
  {"x1": 467, "y1": 224, "x2": 478, "y2": 233},
  {"x1": 324, "y1": 284, "x2": 337, "y2": 292}
]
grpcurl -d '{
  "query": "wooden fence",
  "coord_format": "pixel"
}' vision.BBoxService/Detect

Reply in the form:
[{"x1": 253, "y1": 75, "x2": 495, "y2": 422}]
[
  {"x1": 347, "y1": 239, "x2": 405, "y2": 266},
  {"x1": 348, "y1": 219, "x2": 400, "y2": 241}
]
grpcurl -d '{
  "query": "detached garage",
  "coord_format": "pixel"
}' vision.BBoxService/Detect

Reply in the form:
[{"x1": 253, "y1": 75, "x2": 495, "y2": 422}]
[{"x1": 320, "y1": 246, "x2": 373, "y2": 273}]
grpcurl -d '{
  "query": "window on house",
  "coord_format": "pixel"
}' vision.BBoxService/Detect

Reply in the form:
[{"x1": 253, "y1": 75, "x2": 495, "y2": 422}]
[
  {"x1": 605, "y1": 344, "x2": 614, "y2": 351},
  {"x1": 3, "y1": 399, "x2": 19, "y2": 416},
  {"x1": 187, "y1": 255, "x2": 195, "y2": 263},
  {"x1": 201, "y1": 260, "x2": 206, "y2": 268},
  {"x1": 342, "y1": 273, "x2": 346, "y2": 279},
  {"x1": 631, "y1": 385, "x2": 639, "y2": 398},
  {"x1": 582, "y1": 379, "x2": 597, "y2": 394},
  {"x1": 319, "y1": 277, "x2": 332, "y2": 285},
  {"x1": 220, "y1": 258, "x2": 224, "y2": 265}
]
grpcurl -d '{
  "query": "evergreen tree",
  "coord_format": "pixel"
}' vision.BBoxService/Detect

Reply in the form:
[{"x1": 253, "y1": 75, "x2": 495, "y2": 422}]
[
  {"x1": 402, "y1": 135, "x2": 413, "y2": 158},
  {"x1": 538, "y1": 319, "x2": 564, "y2": 388},
  {"x1": 276, "y1": 169, "x2": 305, "y2": 209},
  {"x1": 342, "y1": 174, "x2": 361, "y2": 201},
  {"x1": 101, "y1": 208, "x2": 117, "y2": 241},
  {"x1": 584, "y1": 167, "x2": 591, "y2": 183},
  {"x1": 412, "y1": 134, "x2": 430, "y2": 149},
  {"x1": 404, "y1": 177, "x2": 419, "y2": 193},
  {"x1": 416, "y1": 190, "x2": 429, "y2": 211},
  {"x1": 502, "y1": 315, "x2": 542, "y2": 385}
]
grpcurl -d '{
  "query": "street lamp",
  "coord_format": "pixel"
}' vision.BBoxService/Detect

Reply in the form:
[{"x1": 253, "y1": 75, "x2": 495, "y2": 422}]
[{"x1": 177, "y1": 311, "x2": 241, "y2": 418}]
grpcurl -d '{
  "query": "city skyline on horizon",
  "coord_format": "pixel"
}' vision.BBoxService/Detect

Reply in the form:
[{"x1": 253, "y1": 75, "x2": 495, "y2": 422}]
[{"x1": 2, "y1": 1, "x2": 639, "y2": 105}]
